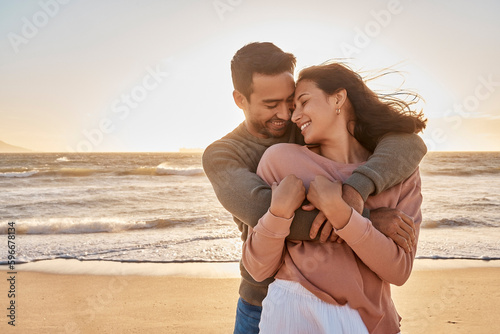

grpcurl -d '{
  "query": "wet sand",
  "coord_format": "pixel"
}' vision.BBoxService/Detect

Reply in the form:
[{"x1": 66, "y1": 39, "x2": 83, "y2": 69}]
[{"x1": 1, "y1": 259, "x2": 499, "y2": 333}]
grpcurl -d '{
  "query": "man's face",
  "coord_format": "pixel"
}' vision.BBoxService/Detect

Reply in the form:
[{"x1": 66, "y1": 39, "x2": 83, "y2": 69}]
[{"x1": 240, "y1": 72, "x2": 295, "y2": 139}]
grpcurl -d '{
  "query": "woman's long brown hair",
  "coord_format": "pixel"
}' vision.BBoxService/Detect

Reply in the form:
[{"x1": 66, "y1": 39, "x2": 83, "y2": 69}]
[{"x1": 297, "y1": 62, "x2": 427, "y2": 152}]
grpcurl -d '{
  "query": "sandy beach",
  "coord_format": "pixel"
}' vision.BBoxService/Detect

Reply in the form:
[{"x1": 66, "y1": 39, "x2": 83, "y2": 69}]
[{"x1": 1, "y1": 259, "x2": 499, "y2": 334}]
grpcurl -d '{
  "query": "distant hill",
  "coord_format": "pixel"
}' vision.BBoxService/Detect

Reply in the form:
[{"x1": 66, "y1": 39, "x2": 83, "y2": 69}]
[{"x1": 0, "y1": 140, "x2": 32, "y2": 152}]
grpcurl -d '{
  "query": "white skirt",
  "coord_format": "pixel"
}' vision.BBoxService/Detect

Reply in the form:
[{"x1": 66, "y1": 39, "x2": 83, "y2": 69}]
[{"x1": 259, "y1": 279, "x2": 369, "y2": 334}]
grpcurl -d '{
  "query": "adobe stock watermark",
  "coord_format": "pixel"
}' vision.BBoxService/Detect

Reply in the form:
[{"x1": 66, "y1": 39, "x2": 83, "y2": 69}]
[
  {"x1": 424, "y1": 74, "x2": 499, "y2": 151},
  {"x1": 7, "y1": 0, "x2": 72, "y2": 54},
  {"x1": 66, "y1": 58, "x2": 172, "y2": 153},
  {"x1": 63, "y1": 276, "x2": 129, "y2": 334},
  {"x1": 213, "y1": 0, "x2": 243, "y2": 21},
  {"x1": 403, "y1": 277, "x2": 465, "y2": 332},
  {"x1": 340, "y1": 0, "x2": 404, "y2": 58}
]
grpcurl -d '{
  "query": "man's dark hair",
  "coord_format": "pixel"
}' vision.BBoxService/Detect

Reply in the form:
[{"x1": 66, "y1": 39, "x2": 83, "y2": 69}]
[{"x1": 231, "y1": 42, "x2": 296, "y2": 100}]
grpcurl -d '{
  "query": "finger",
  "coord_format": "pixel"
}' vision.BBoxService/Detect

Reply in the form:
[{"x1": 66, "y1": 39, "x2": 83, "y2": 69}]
[
  {"x1": 320, "y1": 223, "x2": 333, "y2": 243},
  {"x1": 398, "y1": 213, "x2": 416, "y2": 243},
  {"x1": 328, "y1": 228, "x2": 339, "y2": 243},
  {"x1": 302, "y1": 203, "x2": 316, "y2": 211},
  {"x1": 309, "y1": 212, "x2": 326, "y2": 239},
  {"x1": 396, "y1": 228, "x2": 412, "y2": 250},
  {"x1": 393, "y1": 234, "x2": 411, "y2": 253},
  {"x1": 329, "y1": 233, "x2": 339, "y2": 243}
]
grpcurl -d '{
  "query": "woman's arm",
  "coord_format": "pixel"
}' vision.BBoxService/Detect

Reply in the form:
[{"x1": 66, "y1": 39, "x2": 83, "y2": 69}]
[
  {"x1": 242, "y1": 211, "x2": 292, "y2": 282},
  {"x1": 308, "y1": 169, "x2": 423, "y2": 286},
  {"x1": 242, "y1": 175, "x2": 306, "y2": 282}
]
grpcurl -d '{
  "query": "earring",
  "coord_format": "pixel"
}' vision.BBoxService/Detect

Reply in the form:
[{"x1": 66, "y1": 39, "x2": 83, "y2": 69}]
[{"x1": 336, "y1": 108, "x2": 341, "y2": 115}]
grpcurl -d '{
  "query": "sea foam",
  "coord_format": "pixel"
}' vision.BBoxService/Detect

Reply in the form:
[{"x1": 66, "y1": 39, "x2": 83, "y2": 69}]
[{"x1": 0, "y1": 170, "x2": 39, "y2": 178}]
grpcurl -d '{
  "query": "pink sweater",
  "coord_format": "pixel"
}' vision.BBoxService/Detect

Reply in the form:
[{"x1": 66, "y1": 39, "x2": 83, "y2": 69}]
[{"x1": 242, "y1": 143, "x2": 422, "y2": 334}]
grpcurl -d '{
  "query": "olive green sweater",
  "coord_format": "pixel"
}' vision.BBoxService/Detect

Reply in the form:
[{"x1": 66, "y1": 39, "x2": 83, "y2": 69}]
[{"x1": 202, "y1": 122, "x2": 426, "y2": 306}]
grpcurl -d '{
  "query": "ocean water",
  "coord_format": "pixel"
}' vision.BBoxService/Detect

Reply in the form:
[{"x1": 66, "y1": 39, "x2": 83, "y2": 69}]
[{"x1": 0, "y1": 151, "x2": 499, "y2": 265}]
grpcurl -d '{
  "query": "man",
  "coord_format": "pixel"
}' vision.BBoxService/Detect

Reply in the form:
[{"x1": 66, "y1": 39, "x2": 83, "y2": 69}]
[{"x1": 202, "y1": 42, "x2": 426, "y2": 334}]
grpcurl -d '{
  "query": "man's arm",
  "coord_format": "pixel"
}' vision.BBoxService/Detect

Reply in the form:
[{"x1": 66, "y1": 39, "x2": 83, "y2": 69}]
[
  {"x1": 203, "y1": 132, "x2": 426, "y2": 242},
  {"x1": 202, "y1": 141, "x2": 316, "y2": 240},
  {"x1": 309, "y1": 132, "x2": 426, "y2": 248},
  {"x1": 345, "y1": 132, "x2": 427, "y2": 201}
]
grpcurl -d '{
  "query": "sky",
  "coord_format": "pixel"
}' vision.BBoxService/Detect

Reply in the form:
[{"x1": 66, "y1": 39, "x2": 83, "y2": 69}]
[{"x1": 1, "y1": 0, "x2": 499, "y2": 152}]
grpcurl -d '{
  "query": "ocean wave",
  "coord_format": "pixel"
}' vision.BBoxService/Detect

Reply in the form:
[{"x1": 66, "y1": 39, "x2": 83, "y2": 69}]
[
  {"x1": 0, "y1": 170, "x2": 39, "y2": 178},
  {"x1": 43, "y1": 167, "x2": 102, "y2": 177},
  {"x1": 421, "y1": 217, "x2": 498, "y2": 229},
  {"x1": 0, "y1": 218, "x2": 200, "y2": 235},
  {"x1": 1, "y1": 167, "x2": 107, "y2": 178},
  {"x1": 0, "y1": 166, "x2": 205, "y2": 178},
  {"x1": 116, "y1": 165, "x2": 205, "y2": 176},
  {"x1": 118, "y1": 166, "x2": 157, "y2": 176},
  {"x1": 421, "y1": 167, "x2": 500, "y2": 177},
  {"x1": 56, "y1": 156, "x2": 70, "y2": 162},
  {"x1": 156, "y1": 165, "x2": 205, "y2": 176},
  {"x1": 421, "y1": 152, "x2": 500, "y2": 177}
]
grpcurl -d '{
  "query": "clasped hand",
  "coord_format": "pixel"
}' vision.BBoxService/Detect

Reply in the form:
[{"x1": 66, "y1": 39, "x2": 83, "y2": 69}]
[
  {"x1": 269, "y1": 175, "x2": 416, "y2": 253},
  {"x1": 269, "y1": 174, "x2": 348, "y2": 226}
]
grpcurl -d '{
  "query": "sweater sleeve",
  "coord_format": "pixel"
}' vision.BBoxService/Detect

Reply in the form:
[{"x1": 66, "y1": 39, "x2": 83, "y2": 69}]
[
  {"x1": 335, "y1": 169, "x2": 423, "y2": 286},
  {"x1": 242, "y1": 210, "x2": 293, "y2": 282},
  {"x1": 345, "y1": 133, "x2": 427, "y2": 201},
  {"x1": 202, "y1": 141, "x2": 317, "y2": 240},
  {"x1": 202, "y1": 141, "x2": 271, "y2": 229}
]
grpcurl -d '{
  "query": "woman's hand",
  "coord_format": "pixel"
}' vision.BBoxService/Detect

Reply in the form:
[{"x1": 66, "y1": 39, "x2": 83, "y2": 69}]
[
  {"x1": 269, "y1": 174, "x2": 306, "y2": 219},
  {"x1": 307, "y1": 176, "x2": 352, "y2": 229}
]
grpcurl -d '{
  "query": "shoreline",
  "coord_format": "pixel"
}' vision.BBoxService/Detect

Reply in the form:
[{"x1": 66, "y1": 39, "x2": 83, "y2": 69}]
[{"x1": 1, "y1": 258, "x2": 500, "y2": 277}]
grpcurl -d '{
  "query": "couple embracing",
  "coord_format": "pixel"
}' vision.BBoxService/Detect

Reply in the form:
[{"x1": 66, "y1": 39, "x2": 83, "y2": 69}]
[{"x1": 203, "y1": 42, "x2": 426, "y2": 334}]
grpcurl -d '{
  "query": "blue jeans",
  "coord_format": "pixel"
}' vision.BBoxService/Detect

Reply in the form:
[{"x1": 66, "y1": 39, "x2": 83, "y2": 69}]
[{"x1": 233, "y1": 297, "x2": 262, "y2": 334}]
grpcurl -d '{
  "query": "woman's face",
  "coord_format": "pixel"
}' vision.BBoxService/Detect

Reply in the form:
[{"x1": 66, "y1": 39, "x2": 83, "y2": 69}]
[{"x1": 292, "y1": 80, "x2": 344, "y2": 145}]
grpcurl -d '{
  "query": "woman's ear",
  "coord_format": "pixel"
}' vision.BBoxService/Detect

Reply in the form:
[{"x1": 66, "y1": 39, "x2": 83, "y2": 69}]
[{"x1": 333, "y1": 89, "x2": 347, "y2": 109}]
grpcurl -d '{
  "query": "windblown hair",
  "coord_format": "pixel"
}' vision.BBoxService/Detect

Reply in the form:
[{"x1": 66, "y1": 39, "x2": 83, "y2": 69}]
[
  {"x1": 231, "y1": 42, "x2": 296, "y2": 100},
  {"x1": 297, "y1": 62, "x2": 427, "y2": 152}
]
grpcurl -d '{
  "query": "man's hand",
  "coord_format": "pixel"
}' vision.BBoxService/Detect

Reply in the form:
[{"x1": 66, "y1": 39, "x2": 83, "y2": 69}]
[
  {"x1": 303, "y1": 209, "x2": 342, "y2": 243},
  {"x1": 370, "y1": 207, "x2": 416, "y2": 253},
  {"x1": 303, "y1": 183, "x2": 363, "y2": 243}
]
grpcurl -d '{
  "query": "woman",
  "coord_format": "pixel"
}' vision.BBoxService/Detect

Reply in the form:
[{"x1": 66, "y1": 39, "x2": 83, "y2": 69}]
[{"x1": 242, "y1": 62, "x2": 426, "y2": 333}]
